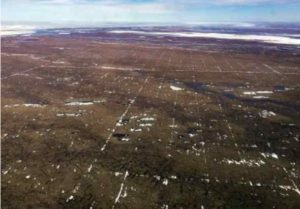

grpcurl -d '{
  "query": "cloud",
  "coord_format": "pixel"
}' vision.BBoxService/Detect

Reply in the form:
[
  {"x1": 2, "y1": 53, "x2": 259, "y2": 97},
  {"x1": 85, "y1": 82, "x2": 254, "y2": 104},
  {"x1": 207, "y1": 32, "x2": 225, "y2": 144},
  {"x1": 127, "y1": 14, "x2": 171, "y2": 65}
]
[
  {"x1": 214, "y1": 0, "x2": 300, "y2": 5},
  {"x1": 158, "y1": 0, "x2": 300, "y2": 6},
  {"x1": 40, "y1": 0, "x2": 74, "y2": 4},
  {"x1": 2, "y1": 0, "x2": 300, "y2": 24},
  {"x1": 5, "y1": 0, "x2": 300, "y2": 5}
]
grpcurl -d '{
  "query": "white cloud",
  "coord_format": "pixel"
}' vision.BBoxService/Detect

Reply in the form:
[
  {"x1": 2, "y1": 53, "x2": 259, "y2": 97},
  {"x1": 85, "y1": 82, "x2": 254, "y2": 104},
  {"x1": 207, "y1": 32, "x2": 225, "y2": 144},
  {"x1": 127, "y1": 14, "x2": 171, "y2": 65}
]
[
  {"x1": 214, "y1": 0, "x2": 300, "y2": 5},
  {"x1": 2, "y1": 0, "x2": 300, "y2": 24},
  {"x1": 5, "y1": 0, "x2": 300, "y2": 5}
]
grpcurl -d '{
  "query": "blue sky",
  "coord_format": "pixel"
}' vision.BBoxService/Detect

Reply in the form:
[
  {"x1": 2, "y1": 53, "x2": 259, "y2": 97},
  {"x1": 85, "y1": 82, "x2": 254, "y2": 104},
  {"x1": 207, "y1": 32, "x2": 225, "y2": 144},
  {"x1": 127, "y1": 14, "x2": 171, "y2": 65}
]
[{"x1": 2, "y1": 0, "x2": 300, "y2": 26}]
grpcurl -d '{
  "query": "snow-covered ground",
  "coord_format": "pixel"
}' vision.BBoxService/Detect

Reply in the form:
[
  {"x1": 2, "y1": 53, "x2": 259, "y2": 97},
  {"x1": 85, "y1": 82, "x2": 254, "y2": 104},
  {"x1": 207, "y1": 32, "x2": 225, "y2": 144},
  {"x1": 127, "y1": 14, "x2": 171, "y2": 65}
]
[
  {"x1": 1, "y1": 25, "x2": 37, "y2": 36},
  {"x1": 109, "y1": 30, "x2": 300, "y2": 45}
]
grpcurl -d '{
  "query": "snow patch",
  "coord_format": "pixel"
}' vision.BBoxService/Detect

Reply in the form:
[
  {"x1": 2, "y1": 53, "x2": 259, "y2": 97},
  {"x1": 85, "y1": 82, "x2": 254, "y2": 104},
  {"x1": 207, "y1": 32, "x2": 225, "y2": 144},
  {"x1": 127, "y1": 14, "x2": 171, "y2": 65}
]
[
  {"x1": 109, "y1": 30, "x2": 300, "y2": 45},
  {"x1": 222, "y1": 159, "x2": 266, "y2": 167},
  {"x1": 65, "y1": 101, "x2": 94, "y2": 106},
  {"x1": 170, "y1": 85, "x2": 183, "y2": 91},
  {"x1": 259, "y1": 110, "x2": 276, "y2": 118},
  {"x1": 4, "y1": 104, "x2": 45, "y2": 108},
  {"x1": 260, "y1": 152, "x2": 279, "y2": 159}
]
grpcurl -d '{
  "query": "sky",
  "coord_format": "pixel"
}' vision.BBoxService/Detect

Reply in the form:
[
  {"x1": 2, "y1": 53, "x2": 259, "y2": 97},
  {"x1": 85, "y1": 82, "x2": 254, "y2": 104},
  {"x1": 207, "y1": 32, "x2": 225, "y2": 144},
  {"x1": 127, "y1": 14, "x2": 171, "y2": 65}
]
[{"x1": 2, "y1": 0, "x2": 300, "y2": 26}]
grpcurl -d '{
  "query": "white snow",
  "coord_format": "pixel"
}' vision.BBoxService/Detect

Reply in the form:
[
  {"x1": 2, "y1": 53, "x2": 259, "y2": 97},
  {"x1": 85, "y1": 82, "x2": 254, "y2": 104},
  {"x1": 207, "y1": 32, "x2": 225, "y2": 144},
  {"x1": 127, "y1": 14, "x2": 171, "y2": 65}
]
[
  {"x1": 260, "y1": 152, "x2": 279, "y2": 159},
  {"x1": 115, "y1": 172, "x2": 123, "y2": 176},
  {"x1": 93, "y1": 99, "x2": 106, "y2": 103},
  {"x1": 65, "y1": 101, "x2": 94, "y2": 106},
  {"x1": 120, "y1": 136, "x2": 130, "y2": 142},
  {"x1": 130, "y1": 128, "x2": 142, "y2": 132},
  {"x1": 1, "y1": 25, "x2": 36, "y2": 36},
  {"x1": 72, "y1": 184, "x2": 81, "y2": 194},
  {"x1": 116, "y1": 122, "x2": 123, "y2": 127},
  {"x1": 243, "y1": 90, "x2": 273, "y2": 98},
  {"x1": 3, "y1": 169, "x2": 10, "y2": 175},
  {"x1": 279, "y1": 185, "x2": 300, "y2": 195},
  {"x1": 271, "y1": 153, "x2": 279, "y2": 159},
  {"x1": 170, "y1": 175, "x2": 177, "y2": 179},
  {"x1": 140, "y1": 117, "x2": 155, "y2": 121},
  {"x1": 253, "y1": 96, "x2": 269, "y2": 99},
  {"x1": 100, "y1": 77, "x2": 149, "y2": 152},
  {"x1": 4, "y1": 104, "x2": 45, "y2": 108},
  {"x1": 66, "y1": 195, "x2": 74, "y2": 202},
  {"x1": 170, "y1": 85, "x2": 183, "y2": 91},
  {"x1": 24, "y1": 104, "x2": 44, "y2": 107},
  {"x1": 87, "y1": 164, "x2": 93, "y2": 173},
  {"x1": 101, "y1": 65, "x2": 140, "y2": 71},
  {"x1": 223, "y1": 159, "x2": 266, "y2": 167},
  {"x1": 161, "y1": 204, "x2": 169, "y2": 209},
  {"x1": 189, "y1": 133, "x2": 197, "y2": 138},
  {"x1": 113, "y1": 171, "x2": 129, "y2": 206},
  {"x1": 256, "y1": 91, "x2": 273, "y2": 94},
  {"x1": 259, "y1": 110, "x2": 276, "y2": 118},
  {"x1": 243, "y1": 91, "x2": 256, "y2": 95},
  {"x1": 109, "y1": 30, "x2": 300, "y2": 45},
  {"x1": 57, "y1": 113, "x2": 81, "y2": 117},
  {"x1": 139, "y1": 123, "x2": 153, "y2": 127},
  {"x1": 162, "y1": 179, "x2": 169, "y2": 186}
]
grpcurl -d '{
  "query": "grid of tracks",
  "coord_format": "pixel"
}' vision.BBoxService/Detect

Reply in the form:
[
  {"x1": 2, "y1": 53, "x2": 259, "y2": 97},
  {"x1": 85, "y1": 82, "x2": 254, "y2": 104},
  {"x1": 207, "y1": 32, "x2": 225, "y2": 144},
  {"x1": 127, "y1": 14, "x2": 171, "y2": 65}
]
[{"x1": 2, "y1": 36, "x2": 300, "y2": 209}]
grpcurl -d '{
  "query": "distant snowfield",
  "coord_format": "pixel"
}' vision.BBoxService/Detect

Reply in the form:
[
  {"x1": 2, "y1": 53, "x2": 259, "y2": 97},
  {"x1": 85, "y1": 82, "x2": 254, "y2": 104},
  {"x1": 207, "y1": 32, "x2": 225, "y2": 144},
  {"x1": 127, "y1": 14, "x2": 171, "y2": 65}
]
[
  {"x1": 109, "y1": 30, "x2": 300, "y2": 45},
  {"x1": 1, "y1": 25, "x2": 36, "y2": 36},
  {"x1": 2, "y1": 24, "x2": 300, "y2": 45}
]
